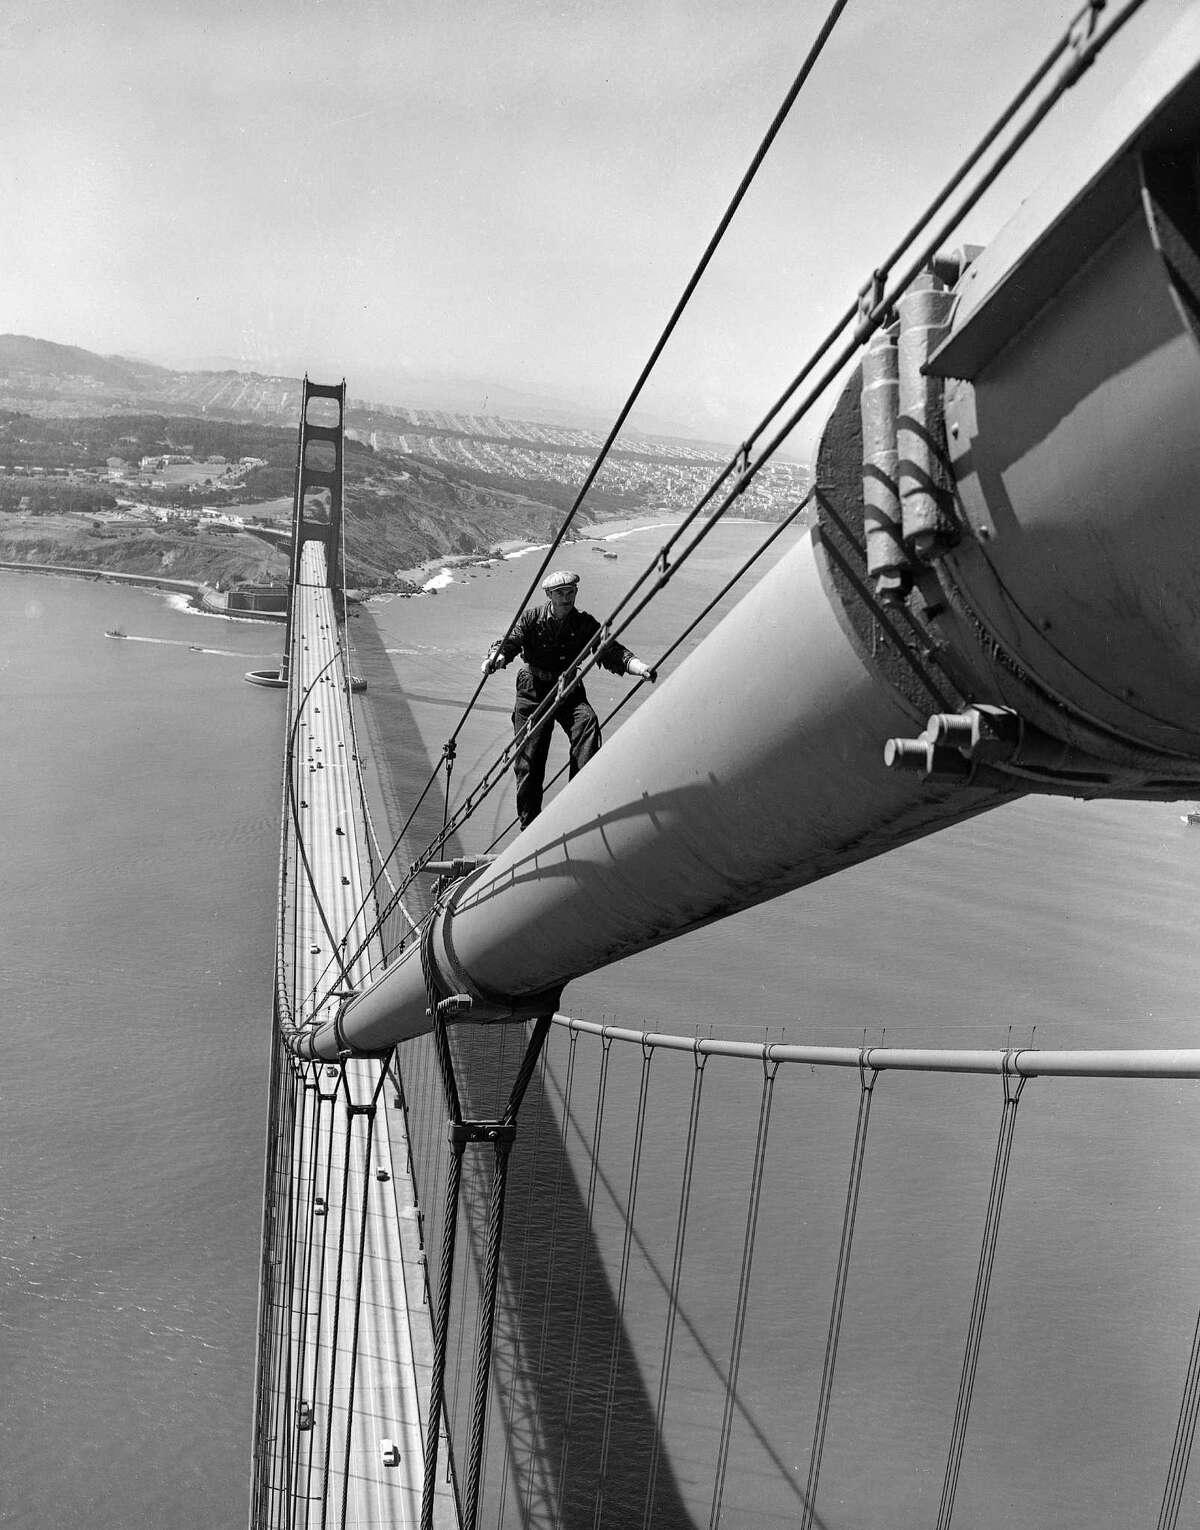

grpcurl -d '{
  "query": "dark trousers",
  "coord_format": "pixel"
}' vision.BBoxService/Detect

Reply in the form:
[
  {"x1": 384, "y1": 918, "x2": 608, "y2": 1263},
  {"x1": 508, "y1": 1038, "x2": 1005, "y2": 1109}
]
[{"x1": 513, "y1": 673, "x2": 601, "y2": 828}]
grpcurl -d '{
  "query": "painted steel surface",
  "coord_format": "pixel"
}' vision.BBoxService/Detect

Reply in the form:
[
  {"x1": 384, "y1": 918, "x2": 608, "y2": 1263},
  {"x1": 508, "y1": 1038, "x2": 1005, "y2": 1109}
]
[
  {"x1": 327, "y1": 530, "x2": 1014, "y2": 1054},
  {"x1": 314, "y1": 12, "x2": 1200, "y2": 1058},
  {"x1": 923, "y1": 15, "x2": 1200, "y2": 760}
]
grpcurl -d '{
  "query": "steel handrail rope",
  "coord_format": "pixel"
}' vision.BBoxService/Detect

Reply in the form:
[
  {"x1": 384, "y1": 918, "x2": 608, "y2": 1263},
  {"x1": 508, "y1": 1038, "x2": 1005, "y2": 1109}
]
[
  {"x1": 548, "y1": 1015, "x2": 1200, "y2": 1078},
  {"x1": 369, "y1": 0, "x2": 1144, "y2": 916},
  {"x1": 313, "y1": 0, "x2": 1152, "y2": 1007},
  {"x1": 695, "y1": 0, "x2": 1154, "y2": 511},
  {"x1": 339, "y1": 0, "x2": 860, "y2": 927},
  {"x1": 456, "y1": 0, "x2": 1132, "y2": 694},
  {"x1": 436, "y1": 0, "x2": 856, "y2": 762},
  {"x1": 481, "y1": 488, "x2": 817, "y2": 853}
]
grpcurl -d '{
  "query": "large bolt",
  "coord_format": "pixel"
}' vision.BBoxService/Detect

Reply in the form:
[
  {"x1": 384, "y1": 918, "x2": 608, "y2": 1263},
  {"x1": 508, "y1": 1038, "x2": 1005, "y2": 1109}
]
[{"x1": 883, "y1": 737, "x2": 931, "y2": 772}]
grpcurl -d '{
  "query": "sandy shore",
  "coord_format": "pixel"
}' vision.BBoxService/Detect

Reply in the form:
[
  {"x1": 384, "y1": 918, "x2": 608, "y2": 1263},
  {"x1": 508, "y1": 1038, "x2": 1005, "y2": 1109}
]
[{"x1": 390, "y1": 513, "x2": 770, "y2": 592}]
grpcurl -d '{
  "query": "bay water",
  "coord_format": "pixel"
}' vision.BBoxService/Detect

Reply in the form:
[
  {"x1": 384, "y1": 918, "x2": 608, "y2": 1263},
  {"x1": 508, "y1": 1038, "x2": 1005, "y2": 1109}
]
[
  {"x1": 359, "y1": 521, "x2": 1200, "y2": 1528},
  {"x1": 0, "y1": 573, "x2": 284, "y2": 1529},
  {"x1": 3, "y1": 515, "x2": 1200, "y2": 1528}
]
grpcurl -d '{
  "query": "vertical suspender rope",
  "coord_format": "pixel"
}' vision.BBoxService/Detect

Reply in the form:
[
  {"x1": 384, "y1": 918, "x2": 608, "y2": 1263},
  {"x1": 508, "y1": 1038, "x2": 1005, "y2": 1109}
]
[
  {"x1": 419, "y1": 892, "x2": 555, "y2": 1530},
  {"x1": 708, "y1": 1053, "x2": 780, "y2": 1530},
  {"x1": 461, "y1": 1015, "x2": 555, "y2": 1530},
  {"x1": 301, "y1": 1087, "x2": 338, "y2": 1530},
  {"x1": 456, "y1": 1023, "x2": 515, "y2": 1497},
  {"x1": 265, "y1": 1061, "x2": 297, "y2": 1530},
  {"x1": 420, "y1": 922, "x2": 467, "y2": 1530},
  {"x1": 555, "y1": 1031, "x2": 615, "y2": 1530},
  {"x1": 593, "y1": 1039, "x2": 656, "y2": 1529},
  {"x1": 441, "y1": 739, "x2": 456, "y2": 831},
  {"x1": 336, "y1": 1064, "x2": 391, "y2": 1530},
  {"x1": 935, "y1": 1062, "x2": 1028, "y2": 1530},
  {"x1": 800, "y1": 1058, "x2": 879, "y2": 1530},
  {"x1": 279, "y1": 1073, "x2": 311, "y2": 1530},
  {"x1": 495, "y1": 1043, "x2": 553, "y2": 1530},
  {"x1": 290, "y1": 1077, "x2": 324, "y2": 1523},
  {"x1": 641, "y1": 1043, "x2": 708, "y2": 1530},
  {"x1": 1156, "y1": 1300, "x2": 1200, "y2": 1530},
  {"x1": 526, "y1": 1025, "x2": 580, "y2": 1518},
  {"x1": 319, "y1": 1078, "x2": 358, "y2": 1530}
]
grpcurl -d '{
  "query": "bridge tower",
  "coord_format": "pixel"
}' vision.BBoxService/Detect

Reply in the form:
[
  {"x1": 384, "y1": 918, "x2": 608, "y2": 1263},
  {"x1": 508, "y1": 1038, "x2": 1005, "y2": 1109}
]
[{"x1": 282, "y1": 378, "x2": 346, "y2": 675}]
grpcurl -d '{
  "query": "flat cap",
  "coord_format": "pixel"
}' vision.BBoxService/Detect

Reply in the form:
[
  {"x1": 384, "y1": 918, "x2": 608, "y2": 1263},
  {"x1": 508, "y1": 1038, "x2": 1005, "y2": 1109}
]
[{"x1": 542, "y1": 569, "x2": 580, "y2": 590}]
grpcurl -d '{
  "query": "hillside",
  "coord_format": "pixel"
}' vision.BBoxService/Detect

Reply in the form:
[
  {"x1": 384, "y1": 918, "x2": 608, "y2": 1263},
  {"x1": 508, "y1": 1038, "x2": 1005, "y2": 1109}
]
[
  {"x1": 0, "y1": 407, "x2": 624, "y2": 589},
  {"x1": 0, "y1": 336, "x2": 813, "y2": 587}
]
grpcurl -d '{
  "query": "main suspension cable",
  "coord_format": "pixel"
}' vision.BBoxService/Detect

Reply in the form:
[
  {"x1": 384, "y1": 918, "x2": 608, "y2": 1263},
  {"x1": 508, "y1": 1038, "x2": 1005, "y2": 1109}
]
[
  {"x1": 388, "y1": 0, "x2": 1147, "y2": 880},
  {"x1": 304, "y1": 0, "x2": 1150, "y2": 1015},
  {"x1": 439, "y1": 0, "x2": 855, "y2": 751},
  {"x1": 346, "y1": 0, "x2": 856, "y2": 931}
]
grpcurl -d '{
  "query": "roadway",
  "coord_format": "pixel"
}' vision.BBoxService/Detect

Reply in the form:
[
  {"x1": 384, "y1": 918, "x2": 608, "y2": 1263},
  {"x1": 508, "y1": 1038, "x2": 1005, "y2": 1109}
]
[{"x1": 259, "y1": 540, "x2": 457, "y2": 1528}]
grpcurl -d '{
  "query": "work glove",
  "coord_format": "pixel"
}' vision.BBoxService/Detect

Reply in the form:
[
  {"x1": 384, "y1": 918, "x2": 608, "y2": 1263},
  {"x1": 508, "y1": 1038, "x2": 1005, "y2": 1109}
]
[
  {"x1": 629, "y1": 658, "x2": 657, "y2": 683},
  {"x1": 481, "y1": 649, "x2": 507, "y2": 676}
]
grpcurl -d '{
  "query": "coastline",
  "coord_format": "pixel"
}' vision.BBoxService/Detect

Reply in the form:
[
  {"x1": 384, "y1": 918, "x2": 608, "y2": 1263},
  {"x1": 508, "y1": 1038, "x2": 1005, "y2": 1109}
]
[
  {"x1": 0, "y1": 558, "x2": 209, "y2": 598},
  {"x1": 387, "y1": 512, "x2": 773, "y2": 595},
  {"x1": 0, "y1": 560, "x2": 286, "y2": 623}
]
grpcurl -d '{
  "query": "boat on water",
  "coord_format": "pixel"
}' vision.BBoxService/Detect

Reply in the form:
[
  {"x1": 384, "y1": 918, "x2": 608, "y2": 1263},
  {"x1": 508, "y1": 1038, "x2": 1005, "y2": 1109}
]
[
  {"x1": 1181, "y1": 811, "x2": 1200, "y2": 824},
  {"x1": 602, "y1": 549, "x2": 618, "y2": 558},
  {"x1": 104, "y1": 628, "x2": 126, "y2": 638}
]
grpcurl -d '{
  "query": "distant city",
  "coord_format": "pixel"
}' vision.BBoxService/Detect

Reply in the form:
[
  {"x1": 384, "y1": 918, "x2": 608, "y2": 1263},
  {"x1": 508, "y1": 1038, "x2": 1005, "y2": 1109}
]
[
  {"x1": 142, "y1": 368, "x2": 814, "y2": 522},
  {"x1": 0, "y1": 336, "x2": 816, "y2": 586},
  {"x1": 350, "y1": 407, "x2": 811, "y2": 521}
]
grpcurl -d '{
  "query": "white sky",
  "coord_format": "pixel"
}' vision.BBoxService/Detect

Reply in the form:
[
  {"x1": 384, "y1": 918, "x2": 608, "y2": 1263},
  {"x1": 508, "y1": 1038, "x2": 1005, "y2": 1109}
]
[{"x1": 1, "y1": 0, "x2": 1194, "y2": 446}]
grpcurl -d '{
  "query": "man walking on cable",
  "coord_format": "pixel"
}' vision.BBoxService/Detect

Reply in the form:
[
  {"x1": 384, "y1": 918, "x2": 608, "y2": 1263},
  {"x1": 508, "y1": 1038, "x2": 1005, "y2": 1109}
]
[{"x1": 481, "y1": 569, "x2": 657, "y2": 829}]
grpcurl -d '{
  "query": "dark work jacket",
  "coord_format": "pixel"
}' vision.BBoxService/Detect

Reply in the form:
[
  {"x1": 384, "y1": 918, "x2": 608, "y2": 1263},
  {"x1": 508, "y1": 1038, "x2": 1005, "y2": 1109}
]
[{"x1": 493, "y1": 604, "x2": 631, "y2": 684}]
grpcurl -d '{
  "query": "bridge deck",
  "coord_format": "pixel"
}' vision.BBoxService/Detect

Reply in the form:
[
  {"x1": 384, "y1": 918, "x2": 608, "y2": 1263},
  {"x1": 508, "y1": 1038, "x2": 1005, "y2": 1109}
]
[{"x1": 259, "y1": 541, "x2": 457, "y2": 1528}]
